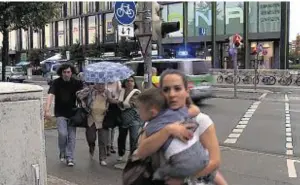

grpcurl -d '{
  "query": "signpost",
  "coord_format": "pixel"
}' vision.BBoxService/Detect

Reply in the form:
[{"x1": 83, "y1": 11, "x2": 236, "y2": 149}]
[{"x1": 199, "y1": 27, "x2": 207, "y2": 59}]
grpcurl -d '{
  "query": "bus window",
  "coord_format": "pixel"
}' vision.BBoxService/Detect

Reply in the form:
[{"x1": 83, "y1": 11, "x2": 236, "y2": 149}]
[
  {"x1": 153, "y1": 62, "x2": 179, "y2": 75},
  {"x1": 192, "y1": 61, "x2": 209, "y2": 75}
]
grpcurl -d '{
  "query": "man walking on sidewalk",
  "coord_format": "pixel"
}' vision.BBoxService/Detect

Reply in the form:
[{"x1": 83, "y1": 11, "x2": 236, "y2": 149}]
[{"x1": 45, "y1": 63, "x2": 83, "y2": 166}]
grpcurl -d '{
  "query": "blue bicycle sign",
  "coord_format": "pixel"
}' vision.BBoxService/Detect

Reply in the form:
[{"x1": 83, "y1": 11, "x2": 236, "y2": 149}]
[{"x1": 114, "y1": 1, "x2": 136, "y2": 25}]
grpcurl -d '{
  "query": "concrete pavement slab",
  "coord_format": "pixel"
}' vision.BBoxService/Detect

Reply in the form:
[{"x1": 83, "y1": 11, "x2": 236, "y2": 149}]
[
  {"x1": 45, "y1": 130, "x2": 300, "y2": 185},
  {"x1": 235, "y1": 96, "x2": 287, "y2": 156},
  {"x1": 219, "y1": 147, "x2": 300, "y2": 185},
  {"x1": 200, "y1": 98, "x2": 253, "y2": 142}
]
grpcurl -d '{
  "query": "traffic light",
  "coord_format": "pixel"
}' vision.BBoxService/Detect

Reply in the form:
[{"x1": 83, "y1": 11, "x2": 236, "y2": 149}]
[
  {"x1": 226, "y1": 34, "x2": 243, "y2": 49},
  {"x1": 233, "y1": 34, "x2": 242, "y2": 48}
]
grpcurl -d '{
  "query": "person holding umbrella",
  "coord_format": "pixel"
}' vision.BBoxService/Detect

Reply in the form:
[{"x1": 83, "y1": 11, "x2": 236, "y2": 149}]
[{"x1": 77, "y1": 62, "x2": 135, "y2": 166}]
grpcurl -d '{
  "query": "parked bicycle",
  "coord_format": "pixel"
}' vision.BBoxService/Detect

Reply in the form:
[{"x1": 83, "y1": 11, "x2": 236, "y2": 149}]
[
  {"x1": 278, "y1": 72, "x2": 293, "y2": 86},
  {"x1": 217, "y1": 71, "x2": 240, "y2": 84}
]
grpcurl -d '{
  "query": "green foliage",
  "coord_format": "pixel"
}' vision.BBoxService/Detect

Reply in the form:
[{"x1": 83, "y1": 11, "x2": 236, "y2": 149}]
[
  {"x1": 86, "y1": 43, "x2": 105, "y2": 58},
  {"x1": 116, "y1": 38, "x2": 133, "y2": 58},
  {"x1": 0, "y1": 2, "x2": 63, "y2": 81},
  {"x1": 27, "y1": 49, "x2": 44, "y2": 66}
]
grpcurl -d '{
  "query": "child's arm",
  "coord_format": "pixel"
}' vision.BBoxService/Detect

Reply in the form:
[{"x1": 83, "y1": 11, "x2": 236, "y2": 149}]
[{"x1": 188, "y1": 104, "x2": 200, "y2": 118}]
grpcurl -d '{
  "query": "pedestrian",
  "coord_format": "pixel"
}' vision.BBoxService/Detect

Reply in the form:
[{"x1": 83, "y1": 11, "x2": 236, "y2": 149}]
[
  {"x1": 134, "y1": 69, "x2": 228, "y2": 185},
  {"x1": 117, "y1": 76, "x2": 142, "y2": 161},
  {"x1": 76, "y1": 82, "x2": 117, "y2": 166},
  {"x1": 105, "y1": 81, "x2": 122, "y2": 155},
  {"x1": 44, "y1": 63, "x2": 83, "y2": 167}
]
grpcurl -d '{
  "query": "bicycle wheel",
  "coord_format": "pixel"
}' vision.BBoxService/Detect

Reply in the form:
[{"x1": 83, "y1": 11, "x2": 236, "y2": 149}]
[
  {"x1": 296, "y1": 78, "x2": 300, "y2": 86},
  {"x1": 242, "y1": 76, "x2": 251, "y2": 84},
  {"x1": 236, "y1": 76, "x2": 241, "y2": 84},
  {"x1": 268, "y1": 76, "x2": 276, "y2": 85},
  {"x1": 217, "y1": 76, "x2": 223, "y2": 83},
  {"x1": 279, "y1": 77, "x2": 286, "y2": 86},
  {"x1": 253, "y1": 76, "x2": 259, "y2": 85},
  {"x1": 225, "y1": 76, "x2": 233, "y2": 84},
  {"x1": 286, "y1": 78, "x2": 293, "y2": 86}
]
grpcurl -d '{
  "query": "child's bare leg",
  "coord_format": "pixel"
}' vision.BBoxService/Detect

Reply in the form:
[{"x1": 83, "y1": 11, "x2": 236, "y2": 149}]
[{"x1": 213, "y1": 170, "x2": 228, "y2": 185}]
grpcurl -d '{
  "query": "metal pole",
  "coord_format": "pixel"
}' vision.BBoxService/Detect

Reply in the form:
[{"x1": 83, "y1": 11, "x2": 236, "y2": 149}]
[
  {"x1": 143, "y1": 2, "x2": 152, "y2": 89},
  {"x1": 233, "y1": 48, "x2": 238, "y2": 98},
  {"x1": 254, "y1": 52, "x2": 258, "y2": 91},
  {"x1": 183, "y1": 2, "x2": 188, "y2": 50}
]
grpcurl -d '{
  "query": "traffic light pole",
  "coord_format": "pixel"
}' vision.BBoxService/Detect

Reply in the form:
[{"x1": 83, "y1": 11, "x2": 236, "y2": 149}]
[
  {"x1": 233, "y1": 48, "x2": 238, "y2": 98},
  {"x1": 136, "y1": 2, "x2": 152, "y2": 89}
]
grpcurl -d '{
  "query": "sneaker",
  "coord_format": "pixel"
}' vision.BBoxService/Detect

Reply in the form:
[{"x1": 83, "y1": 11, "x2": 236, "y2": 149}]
[
  {"x1": 59, "y1": 153, "x2": 65, "y2": 162},
  {"x1": 117, "y1": 156, "x2": 125, "y2": 161},
  {"x1": 67, "y1": 160, "x2": 74, "y2": 167},
  {"x1": 100, "y1": 160, "x2": 107, "y2": 166}
]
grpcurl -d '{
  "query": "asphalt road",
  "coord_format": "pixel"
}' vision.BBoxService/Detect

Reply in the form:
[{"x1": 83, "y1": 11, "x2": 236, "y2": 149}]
[{"x1": 30, "y1": 83, "x2": 300, "y2": 184}]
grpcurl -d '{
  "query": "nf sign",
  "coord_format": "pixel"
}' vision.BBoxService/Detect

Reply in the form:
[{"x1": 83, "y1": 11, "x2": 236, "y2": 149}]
[{"x1": 114, "y1": 1, "x2": 136, "y2": 25}]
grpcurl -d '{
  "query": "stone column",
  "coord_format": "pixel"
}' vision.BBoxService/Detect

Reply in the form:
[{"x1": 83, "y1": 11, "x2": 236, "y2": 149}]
[{"x1": 0, "y1": 83, "x2": 47, "y2": 185}]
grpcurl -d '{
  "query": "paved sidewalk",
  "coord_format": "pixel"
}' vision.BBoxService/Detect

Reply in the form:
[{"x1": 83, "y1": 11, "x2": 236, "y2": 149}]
[{"x1": 48, "y1": 175, "x2": 78, "y2": 185}]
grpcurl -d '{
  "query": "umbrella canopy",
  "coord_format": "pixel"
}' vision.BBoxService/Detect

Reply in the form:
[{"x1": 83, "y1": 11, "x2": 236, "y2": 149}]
[
  {"x1": 84, "y1": 62, "x2": 134, "y2": 84},
  {"x1": 16, "y1": 61, "x2": 30, "y2": 66}
]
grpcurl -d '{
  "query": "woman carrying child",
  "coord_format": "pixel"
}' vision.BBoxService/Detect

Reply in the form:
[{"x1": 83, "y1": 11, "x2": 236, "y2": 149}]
[{"x1": 134, "y1": 69, "x2": 228, "y2": 185}]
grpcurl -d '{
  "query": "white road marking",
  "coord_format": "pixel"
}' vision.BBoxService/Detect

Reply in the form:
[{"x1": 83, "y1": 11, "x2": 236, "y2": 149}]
[
  {"x1": 258, "y1": 92, "x2": 268, "y2": 100},
  {"x1": 287, "y1": 159, "x2": 297, "y2": 178},
  {"x1": 224, "y1": 101, "x2": 261, "y2": 144},
  {"x1": 285, "y1": 94, "x2": 294, "y2": 157}
]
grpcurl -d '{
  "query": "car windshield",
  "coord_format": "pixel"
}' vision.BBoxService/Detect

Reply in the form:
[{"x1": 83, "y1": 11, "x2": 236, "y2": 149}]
[
  {"x1": 52, "y1": 64, "x2": 61, "y2": 72},
  {"x1": 13, "y1": 67, "x2": 23, "y2": 73}
]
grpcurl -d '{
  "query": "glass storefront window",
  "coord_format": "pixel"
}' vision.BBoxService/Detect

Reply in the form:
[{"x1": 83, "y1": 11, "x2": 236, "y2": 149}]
[
  {"x1": 32, "y1": 31, "x2": 39, "y2": 49},
  {"x1": 250, "y1": 41, "x2": 274, "y2": 69},
  {"x1": 82, "y1": 17, "x2": 86, "y2": 44},
  {"x1": 21, "y1": 30, "x2": 28, "y2": 50},
  {"x1": 187, "y1": 2, "x2": 195, "y2": 36},
  {"x1": 44, "y1": 24, "x2": 51, "y2": 48},
  {"x1": 249, "y1": 2, "x2": 258, "y2": 33},
  {"x1": 104, "y1": 13, "x2": 115, "y2": 42},
  {"x1": 167, "y1": 3, "x2": 183, "y2": 37},
  {"x1": 58, "y1": 21, "x2": 64, "y2": 47},
  {"x1": 216, "y1": 2, "x2": 225, "y2": 35},
  {"x1": 258, "y1": 2, "x2": 281, "y2": 32},
  {"x1": 72, "y1": 18, "x2": 79, "y2": 44},
  {"x1": 88, "y1": 16, "x2": 96, "y2": 44},
  {"x1": 98, "y1": 14, "x2": 103, "y2": 43},
  {"x1": 225, "y1": 2, "x2": 244, "y2": 34},
  {"x1": 194, "y1": 2, "x2": 212, "y2": 36}
]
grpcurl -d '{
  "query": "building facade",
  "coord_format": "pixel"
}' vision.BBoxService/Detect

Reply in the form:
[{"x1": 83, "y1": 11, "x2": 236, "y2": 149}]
[
  {"x1": 1, "y1": 1, "x2": 290, "y2": 69},
  {"x1": 159, "y1": 1, "x2": 290, "y2": 69}
]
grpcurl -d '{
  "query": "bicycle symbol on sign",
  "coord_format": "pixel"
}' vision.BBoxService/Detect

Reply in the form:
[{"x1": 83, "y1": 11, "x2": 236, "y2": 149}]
[{"x1": 116, "y1": 3, "x2": 135, "y2": 19}]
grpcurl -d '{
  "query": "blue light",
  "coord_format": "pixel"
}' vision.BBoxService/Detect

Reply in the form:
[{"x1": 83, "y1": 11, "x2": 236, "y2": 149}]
[{"x1": 178, "y1": 50, "x2": 188, "y2": 56}]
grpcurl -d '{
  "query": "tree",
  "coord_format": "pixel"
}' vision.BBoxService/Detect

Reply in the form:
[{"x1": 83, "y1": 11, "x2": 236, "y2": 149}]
[
  {"x1": 27, "y1": 49, "x2": 45, "y2": 66},
  {"x1": 69, "y1": 41, "x2": 85, "y2": 72},
  {"x1": 0, "y1": 2, "x2": 63, "y2": 81},
  {"x1": 116, "y1": 38, "x2": 133, "y2": 58}
]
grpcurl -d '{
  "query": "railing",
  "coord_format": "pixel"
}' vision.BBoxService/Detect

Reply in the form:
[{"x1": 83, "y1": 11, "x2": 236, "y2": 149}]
[{"x1": 210, "y1": 69, "x2": 300, "y2": 86}]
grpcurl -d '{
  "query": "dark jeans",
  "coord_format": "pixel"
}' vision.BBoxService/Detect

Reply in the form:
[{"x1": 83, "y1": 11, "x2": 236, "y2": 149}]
[{"x1": 117, "y1": 124, "x2": 140, "y2": 156}]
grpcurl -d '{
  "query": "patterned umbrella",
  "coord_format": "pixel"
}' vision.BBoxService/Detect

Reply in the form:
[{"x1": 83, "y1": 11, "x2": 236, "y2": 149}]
[{"x1": 83, "y1": 61, "x2": 134, "y2": 84}]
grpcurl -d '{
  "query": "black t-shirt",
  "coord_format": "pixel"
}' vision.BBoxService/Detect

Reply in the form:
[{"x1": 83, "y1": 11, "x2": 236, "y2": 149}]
[{"x1": 48, "y1": 77, "x2": 83, "y2": 118}]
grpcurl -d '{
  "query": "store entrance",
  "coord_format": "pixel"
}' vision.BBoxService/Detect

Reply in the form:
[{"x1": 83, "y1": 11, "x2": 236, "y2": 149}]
[{"x1": 217, "y1": 42, "x2": 245, "y2": 69}]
